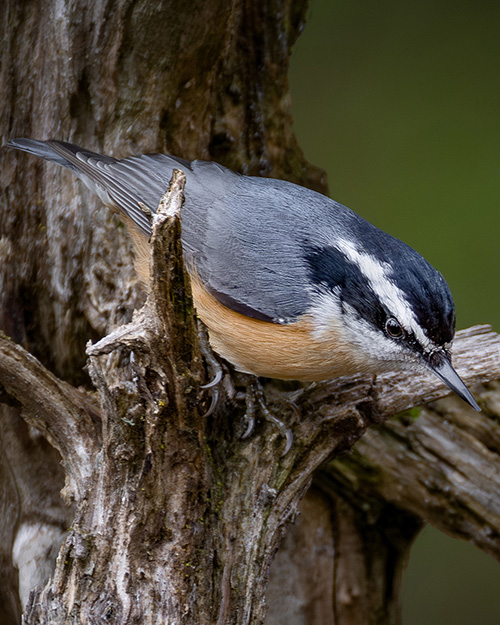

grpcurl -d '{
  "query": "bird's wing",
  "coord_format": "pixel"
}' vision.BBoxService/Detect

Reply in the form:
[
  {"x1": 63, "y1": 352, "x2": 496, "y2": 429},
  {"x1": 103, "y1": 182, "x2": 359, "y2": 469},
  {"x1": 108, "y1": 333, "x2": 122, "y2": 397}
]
[{"x1": 8, "y1": 139, "x2": 320, "y2": 323}]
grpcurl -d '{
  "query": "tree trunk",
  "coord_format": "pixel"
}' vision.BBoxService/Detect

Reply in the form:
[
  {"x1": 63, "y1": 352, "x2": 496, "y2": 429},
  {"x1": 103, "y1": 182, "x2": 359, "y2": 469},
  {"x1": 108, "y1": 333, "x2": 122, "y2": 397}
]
[{"x1": 1, "y1": 1, "x2": 500, "y2": 624}]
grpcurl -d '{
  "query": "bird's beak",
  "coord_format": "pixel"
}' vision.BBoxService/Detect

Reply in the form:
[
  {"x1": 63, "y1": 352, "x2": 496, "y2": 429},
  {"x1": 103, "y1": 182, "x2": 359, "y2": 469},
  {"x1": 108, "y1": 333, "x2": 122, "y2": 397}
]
[{"x1": 428, "y1": 354, "x2": 480, "y2": 411}]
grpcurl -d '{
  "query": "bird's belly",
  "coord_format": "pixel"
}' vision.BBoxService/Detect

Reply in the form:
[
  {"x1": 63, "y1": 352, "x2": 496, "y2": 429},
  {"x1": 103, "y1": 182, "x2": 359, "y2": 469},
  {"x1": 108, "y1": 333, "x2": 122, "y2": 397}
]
[{"x1": 191, "y1": 280, "x2": 368, "y2": 382}]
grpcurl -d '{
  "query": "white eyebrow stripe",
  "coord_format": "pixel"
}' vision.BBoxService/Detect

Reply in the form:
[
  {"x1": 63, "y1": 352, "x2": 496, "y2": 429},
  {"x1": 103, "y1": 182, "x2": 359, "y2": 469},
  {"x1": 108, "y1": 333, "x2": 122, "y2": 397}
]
[{"x1": 334, "y1": 238, "x2": 432, "y2": 349}]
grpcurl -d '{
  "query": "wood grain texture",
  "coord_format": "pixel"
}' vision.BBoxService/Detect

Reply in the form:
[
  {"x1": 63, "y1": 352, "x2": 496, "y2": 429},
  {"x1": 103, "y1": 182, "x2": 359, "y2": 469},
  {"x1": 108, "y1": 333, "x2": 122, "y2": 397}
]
[{"x1": 327, "y1": 377, "x2": 500, "y2": 561}]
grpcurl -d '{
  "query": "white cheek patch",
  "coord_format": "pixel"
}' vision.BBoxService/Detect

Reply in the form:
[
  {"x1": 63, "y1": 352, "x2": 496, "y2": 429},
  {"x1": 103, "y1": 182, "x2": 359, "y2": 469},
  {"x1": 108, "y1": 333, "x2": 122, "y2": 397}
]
[
  {"x1": 334, "y1": 238, "x2": 432, "y2": 351},
  {"x1": 340, "y1": 302, "x2": 419, "y2": 366},
  {"x1": 308, "y1": 289, "x2": 420, "y2": 370},
  {"x1": 307, "y1": 287, "x2": 343, "y2": 337}
]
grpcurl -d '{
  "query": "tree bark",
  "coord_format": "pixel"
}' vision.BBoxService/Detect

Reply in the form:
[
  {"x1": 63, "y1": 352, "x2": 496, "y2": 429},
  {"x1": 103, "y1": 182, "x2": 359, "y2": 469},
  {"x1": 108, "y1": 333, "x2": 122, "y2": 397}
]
[{"x1": 1, "y1": 1, "x2": 500, "y2": 624}]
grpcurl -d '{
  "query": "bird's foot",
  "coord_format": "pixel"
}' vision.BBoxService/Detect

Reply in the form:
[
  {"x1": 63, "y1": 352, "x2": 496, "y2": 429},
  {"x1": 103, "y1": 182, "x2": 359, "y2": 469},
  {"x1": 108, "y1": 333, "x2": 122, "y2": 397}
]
[
  {"x1": 239, "y1": 375, "x2": 294, "y2": 457},
  {"x1": 198, "y1": 321, "x2": 232, "y2": 417},
  {"x1": 197, "y1": 321, "x2": 296, "y2": 455}
]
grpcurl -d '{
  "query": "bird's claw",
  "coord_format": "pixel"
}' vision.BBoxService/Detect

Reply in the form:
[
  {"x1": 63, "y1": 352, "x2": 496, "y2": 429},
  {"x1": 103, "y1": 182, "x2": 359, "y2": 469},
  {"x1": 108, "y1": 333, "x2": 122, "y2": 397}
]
[
  {"x1": 201, "y1": 367, "x2": 223, "y2": 389},
  {"x1": 198, "y1": 321, "x2": 227, "y2": 417},
  {"x1": 242, "y1": 377, "x2": 293, "y2": 456},
  {"x1": 202, "y1": 387, "x2": 220, "y2": 418},
  {"x1": 241, "y1": 387, "x2": 256, "y2": 439},
  {"x1": 240, "y1": 416, "x2": 256, "y2": 440}
]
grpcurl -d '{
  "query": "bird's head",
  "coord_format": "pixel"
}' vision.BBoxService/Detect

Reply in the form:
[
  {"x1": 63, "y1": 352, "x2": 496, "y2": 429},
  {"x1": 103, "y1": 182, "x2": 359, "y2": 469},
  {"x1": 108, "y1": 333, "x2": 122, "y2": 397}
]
[{"x1": 304, "y1": 231, "x2": 479, "y2": 411}]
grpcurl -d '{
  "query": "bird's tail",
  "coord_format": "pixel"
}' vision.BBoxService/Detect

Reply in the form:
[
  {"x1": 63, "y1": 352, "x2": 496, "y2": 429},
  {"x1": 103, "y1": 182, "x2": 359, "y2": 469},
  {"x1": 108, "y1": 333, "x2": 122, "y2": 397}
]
[{"x1": 7, "y1": 139, "x2": 189, "y2": 235}]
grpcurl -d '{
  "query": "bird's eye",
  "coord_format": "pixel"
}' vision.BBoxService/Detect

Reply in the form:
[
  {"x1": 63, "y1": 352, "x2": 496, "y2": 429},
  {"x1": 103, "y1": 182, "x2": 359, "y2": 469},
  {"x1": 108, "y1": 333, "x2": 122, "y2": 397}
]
[{"x1": 385, "y1": 317, "x2": 404, "y2": 339}]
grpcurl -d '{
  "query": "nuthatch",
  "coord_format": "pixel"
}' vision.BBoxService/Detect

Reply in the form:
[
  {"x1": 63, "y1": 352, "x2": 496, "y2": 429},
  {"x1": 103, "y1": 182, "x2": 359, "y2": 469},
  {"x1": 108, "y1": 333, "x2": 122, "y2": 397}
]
[{"x1": 8, "y1": 139, "x2": 480, "y2": 411}]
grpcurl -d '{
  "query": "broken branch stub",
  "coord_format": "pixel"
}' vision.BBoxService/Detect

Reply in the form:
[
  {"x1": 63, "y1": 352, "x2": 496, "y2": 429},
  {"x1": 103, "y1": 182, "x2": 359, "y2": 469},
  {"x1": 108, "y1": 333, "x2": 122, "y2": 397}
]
[
  {"x1": 24, "y1": 171, "x2": 214, "y2": 624},
  {"x1": 0, "y1": 334, "x2": 98, "y2": 502}
]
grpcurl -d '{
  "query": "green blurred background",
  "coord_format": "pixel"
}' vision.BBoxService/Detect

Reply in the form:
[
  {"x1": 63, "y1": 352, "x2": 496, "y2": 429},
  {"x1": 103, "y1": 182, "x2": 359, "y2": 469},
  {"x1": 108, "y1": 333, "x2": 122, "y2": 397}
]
[{"x1": 289, "y1": 0, "x2": 500, "y2": 623}]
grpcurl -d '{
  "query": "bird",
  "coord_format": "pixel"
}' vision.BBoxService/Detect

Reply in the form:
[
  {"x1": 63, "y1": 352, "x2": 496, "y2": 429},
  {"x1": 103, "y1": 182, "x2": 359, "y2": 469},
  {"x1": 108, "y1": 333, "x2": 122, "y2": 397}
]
[{"x1": 7, "y1": 138, "x2": 480, "y2": 412}]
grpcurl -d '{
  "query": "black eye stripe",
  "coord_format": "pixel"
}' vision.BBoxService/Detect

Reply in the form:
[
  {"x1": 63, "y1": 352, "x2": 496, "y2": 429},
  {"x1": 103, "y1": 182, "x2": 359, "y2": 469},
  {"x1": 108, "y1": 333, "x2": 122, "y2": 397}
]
[
  {"x1": 303, "y1": 243, "x2": 455, "y2": 352},
  {"x1": 304, "y1": 245, "x2": 387, "y2": 329}
]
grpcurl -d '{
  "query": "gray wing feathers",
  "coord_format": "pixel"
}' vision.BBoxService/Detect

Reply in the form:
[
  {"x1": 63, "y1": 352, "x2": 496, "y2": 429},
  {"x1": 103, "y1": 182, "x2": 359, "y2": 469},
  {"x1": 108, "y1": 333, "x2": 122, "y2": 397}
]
[
  {"x1": 7, "y1": 138, "x2": 329, "y2": 322},
  {"x1": 181, "y1": 175, "x2": 321, "y2": 322}
]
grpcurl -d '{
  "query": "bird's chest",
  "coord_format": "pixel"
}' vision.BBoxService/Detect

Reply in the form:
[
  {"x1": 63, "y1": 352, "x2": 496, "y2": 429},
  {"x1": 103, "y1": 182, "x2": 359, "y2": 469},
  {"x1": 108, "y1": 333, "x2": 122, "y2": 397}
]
[{"x1": 191, "y1": 280, "x2": 370, "y2": 381}]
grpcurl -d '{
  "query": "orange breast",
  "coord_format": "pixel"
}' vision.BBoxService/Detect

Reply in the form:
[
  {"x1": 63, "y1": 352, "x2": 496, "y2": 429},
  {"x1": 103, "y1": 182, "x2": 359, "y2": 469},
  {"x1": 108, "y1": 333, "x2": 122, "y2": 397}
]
[{"x1": 191, "y1": 279, "x2": 369, "y2": 381}]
